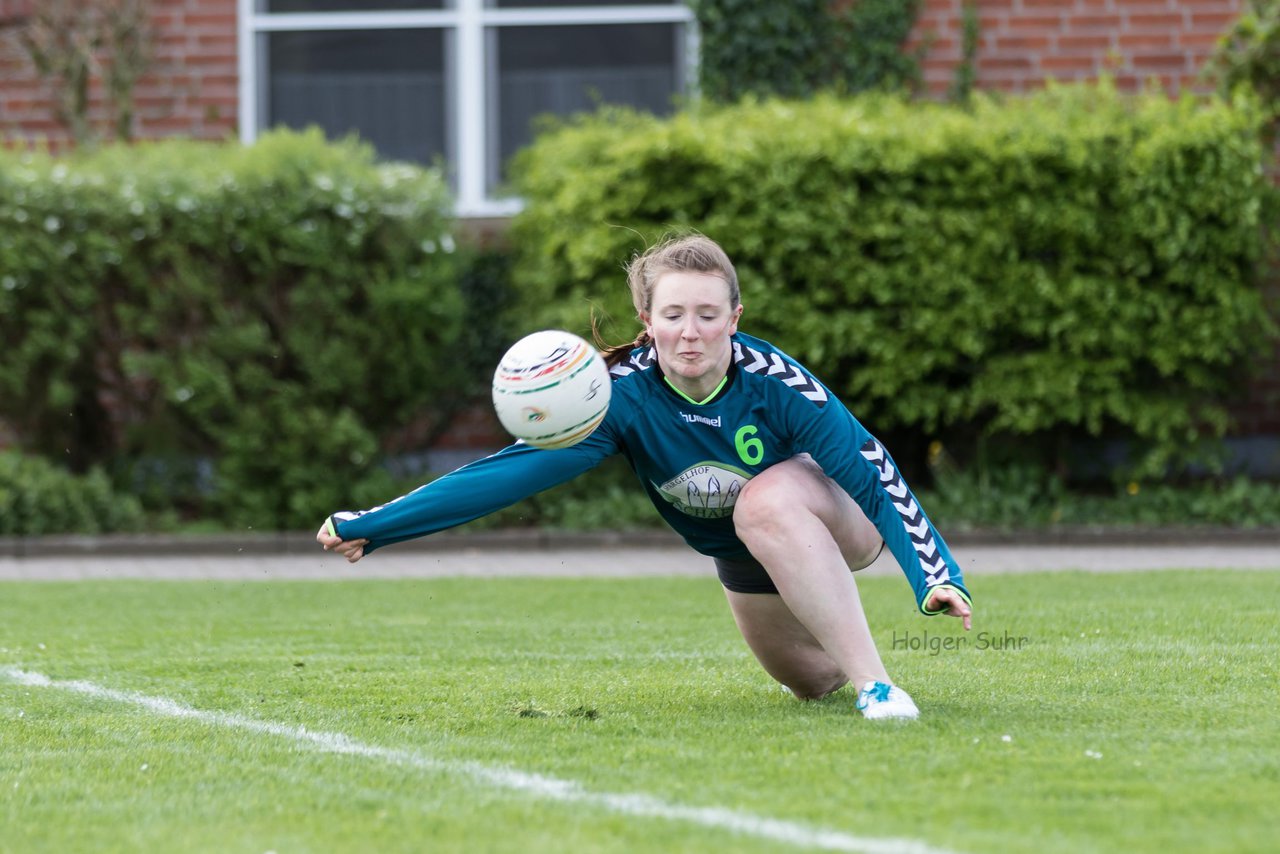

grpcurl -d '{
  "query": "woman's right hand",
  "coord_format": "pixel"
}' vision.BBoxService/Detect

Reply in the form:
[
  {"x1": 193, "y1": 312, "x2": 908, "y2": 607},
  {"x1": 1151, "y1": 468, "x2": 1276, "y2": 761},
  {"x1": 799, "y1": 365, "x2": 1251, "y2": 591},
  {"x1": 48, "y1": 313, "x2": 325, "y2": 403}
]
[{"x1": 316, "y1": 519, "x2": 369, "y2": 564}]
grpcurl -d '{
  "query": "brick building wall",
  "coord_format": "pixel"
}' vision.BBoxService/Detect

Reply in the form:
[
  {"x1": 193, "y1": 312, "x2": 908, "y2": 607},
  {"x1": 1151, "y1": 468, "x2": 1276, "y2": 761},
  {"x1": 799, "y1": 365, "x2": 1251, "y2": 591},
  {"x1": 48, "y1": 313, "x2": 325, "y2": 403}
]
[
  {"x1": 911, "y1": 0, "x2": 1242, "y2": 97},
  {"x1": 0, "y1": 1, "x2": 1246, "y2": 149},
  {"x1": 0, "y1": 0, "x2": 237, "y2": 149}
]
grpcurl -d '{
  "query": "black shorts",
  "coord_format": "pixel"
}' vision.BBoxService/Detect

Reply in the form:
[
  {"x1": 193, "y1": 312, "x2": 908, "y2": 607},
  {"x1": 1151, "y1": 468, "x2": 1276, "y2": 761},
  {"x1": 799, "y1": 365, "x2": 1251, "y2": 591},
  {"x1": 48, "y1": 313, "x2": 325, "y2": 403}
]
[
  {"x1": 713, "y1": 554, "x2": 779, "y2": 594},
  {"x1": 713, "y1": 541, "x2": 887, "y2": 595}
]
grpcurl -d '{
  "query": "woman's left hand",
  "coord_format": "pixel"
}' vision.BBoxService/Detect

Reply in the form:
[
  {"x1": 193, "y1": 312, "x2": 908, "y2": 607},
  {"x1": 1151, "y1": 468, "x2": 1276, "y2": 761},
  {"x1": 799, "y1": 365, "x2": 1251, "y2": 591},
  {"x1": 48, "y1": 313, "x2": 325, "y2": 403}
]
[
  {"x1": 926, "y1": 587, "x2": 972, "y2": 631},
  {"x1": 316, "y1": 520, "x2": 369, "y2": 564}
]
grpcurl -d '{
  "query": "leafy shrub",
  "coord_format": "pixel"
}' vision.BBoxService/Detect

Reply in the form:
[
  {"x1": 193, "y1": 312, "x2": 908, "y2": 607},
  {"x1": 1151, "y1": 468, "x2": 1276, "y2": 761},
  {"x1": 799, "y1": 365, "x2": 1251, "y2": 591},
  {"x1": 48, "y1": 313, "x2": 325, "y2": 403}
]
[
  {"x1": 921, "y1": 464, "x2": 1280, "y2": 531},
  {"x1": 0, "y1": 129, "x2": 490, "y2": 529},
  {"x1": 691, "y1": 0, "x2": 833, "y2": 102},
  {"x1": 1074, "y1": 476, "x2": 1280, "y2": 528},
  {"x1": 509, "y1": 84, "x2": 1276, "y2": 478},
  {"x1": 691, "y1": 0, "x2": 922, "y2": 102},
  {"x1": 922, "y1": 462, "x2": 1068, "y2": 531},
  {"x1": 1207, "y1": 0, "x2": 1280, "y2": 142},
  {"x1": 0, "y1": 452, "x2": 144, "y2": 536}
]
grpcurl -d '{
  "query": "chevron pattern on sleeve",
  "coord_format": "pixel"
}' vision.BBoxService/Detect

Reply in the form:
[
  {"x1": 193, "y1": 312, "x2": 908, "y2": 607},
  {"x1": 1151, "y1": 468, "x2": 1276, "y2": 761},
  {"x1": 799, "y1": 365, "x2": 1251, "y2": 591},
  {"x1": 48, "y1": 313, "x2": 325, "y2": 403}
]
[
  {"x1": 859, "y1": 437, "x2": 951, "y2": 588},
  {"x1": 732, "y1": 342, "x2": 828, "y2": 407},
  {"x1": 609, "y1": 346, "x2": 657, "y2": 379}
]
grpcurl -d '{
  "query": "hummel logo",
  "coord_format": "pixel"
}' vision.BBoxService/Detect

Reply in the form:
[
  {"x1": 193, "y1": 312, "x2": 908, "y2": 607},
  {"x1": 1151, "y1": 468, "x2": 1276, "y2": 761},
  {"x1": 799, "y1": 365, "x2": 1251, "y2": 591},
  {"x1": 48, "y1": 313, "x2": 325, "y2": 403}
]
[{"x1": 679, "y1": 412, "x2": 721, "y2": 428}]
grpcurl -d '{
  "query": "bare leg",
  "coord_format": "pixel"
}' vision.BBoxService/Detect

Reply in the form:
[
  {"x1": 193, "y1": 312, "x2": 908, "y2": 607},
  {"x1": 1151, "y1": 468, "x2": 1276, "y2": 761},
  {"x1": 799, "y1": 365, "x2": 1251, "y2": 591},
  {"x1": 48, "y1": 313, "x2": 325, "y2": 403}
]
[
  {"x1": 728, "y1": 455, "x2": 890, "y2": 695},
  {"x1": 723, "y1": 590, "x2": 848, "y2": 699}
]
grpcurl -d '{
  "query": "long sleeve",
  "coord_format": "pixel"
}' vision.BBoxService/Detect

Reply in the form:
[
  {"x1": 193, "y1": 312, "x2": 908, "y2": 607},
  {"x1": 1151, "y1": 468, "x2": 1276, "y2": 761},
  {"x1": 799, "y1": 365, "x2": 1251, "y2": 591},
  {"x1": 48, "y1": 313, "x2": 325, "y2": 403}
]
[
  {"x1": 331, "y1": 428, "x2": 617, "y2": 554},
  {"x1": 782, "y1": 384, "x2": 972, "y2": 614}
]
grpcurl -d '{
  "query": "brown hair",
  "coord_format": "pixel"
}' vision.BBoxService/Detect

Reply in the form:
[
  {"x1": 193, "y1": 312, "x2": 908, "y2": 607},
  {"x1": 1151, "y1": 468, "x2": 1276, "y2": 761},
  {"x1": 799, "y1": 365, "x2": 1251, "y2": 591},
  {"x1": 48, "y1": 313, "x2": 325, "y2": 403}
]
[{"x1": 597, "y1": 234, "x2": 740, "y2": 367}]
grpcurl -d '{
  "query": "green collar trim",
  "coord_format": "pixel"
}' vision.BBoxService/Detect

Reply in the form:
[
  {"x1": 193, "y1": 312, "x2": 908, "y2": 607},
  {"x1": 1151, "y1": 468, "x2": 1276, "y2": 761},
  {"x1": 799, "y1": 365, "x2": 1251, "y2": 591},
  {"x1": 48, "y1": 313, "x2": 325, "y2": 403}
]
[{"x1": 664, "y1": 374, "x2": 728, "y2": 406}]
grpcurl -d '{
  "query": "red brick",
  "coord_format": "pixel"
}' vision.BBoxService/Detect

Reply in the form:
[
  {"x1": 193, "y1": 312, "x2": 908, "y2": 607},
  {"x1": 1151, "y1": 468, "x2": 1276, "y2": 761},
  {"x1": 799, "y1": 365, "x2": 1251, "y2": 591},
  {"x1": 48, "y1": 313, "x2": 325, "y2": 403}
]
[
  {"x1": 1127, "y1": 12, "x2": 1187, "y2": 30},
  {"x1": 1110, "y1": 71, "x2": 1144, "y2": 88},
  {"x1": 1068, "y1": 13, "x2": 1124, "y2": 30},
  {"x1": 1115, "y1": 0, "x2": 1180, "y2": 12},
  {"x1": 1041, "y1": 55, "x2": 1102, "y2": 72},
  {"x1": 183, "y1": 54, "x2": 235, "y2": 68},
  {"x1": 9, "y1": 79, "x2": 44, "y2": 94},
  {"x1": 979, "y1": 56, "x2": 1037, "y2": 70},
  {"x1": 194, "y1": 95, "x2": 237, "y2": 109},
  {"x1": 1118, "y1": 33, "x2": 1178, "y2": 49},
  {"x1": 916, "y1": 2, "x2": 953, "y2": 18},
  {"x1": 1004, "y1": 14, "x2": 1066, "y2": 31},
  {"x1": 148, "y1": 116, "x2": 199, "y2": 131},
  {"x1": 1179, "y1": 31, "x2": 1226, "y2": 51},
  {"x1": 1188, "y1": 12, "x2": 1240, "y2": 32},
  {"x1": 1058, "y1": 33, "x2": 1115, "y2": 51},
  {"x1": 0, "y1": 0, "x2": 35, "y2": 16},
  {"x1": 1131, "y1": 52, "x2": 1190, "y2": 70},
  {"x1": 995, "y1": 34, "x2": 1055, "y2": 51},
  {"x1": 915, "y1": 12, "x2": 956, "y2": 35},
  {"x1": 139, "y1": 83, "x2": 184, "y2": 98},
  {"x1": 977, "y1": 14, "x2": 1013, "y2": 32},
  {"x1": 198, "y1": 73, "x2": 238, "y2": 88},
  {"x1": 1184, "y1": 2, "x2": 1230, "y2": 15},
  {"x1": 184, "y1": 13, "x2": 235, "y2": 29},
  {"x1": 13, "y1": 118, "x2": 62, "y2": 132},
  {"x1": 195, "y1": 33, "x2": 236, "y2": 49}
]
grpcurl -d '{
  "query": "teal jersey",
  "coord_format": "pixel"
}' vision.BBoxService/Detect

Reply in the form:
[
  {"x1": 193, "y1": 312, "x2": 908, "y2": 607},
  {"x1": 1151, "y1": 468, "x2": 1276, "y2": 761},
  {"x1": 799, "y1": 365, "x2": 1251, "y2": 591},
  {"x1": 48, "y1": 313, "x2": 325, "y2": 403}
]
[{"x1": 333, "y1": 332, "x2": 970, "y2": 613}]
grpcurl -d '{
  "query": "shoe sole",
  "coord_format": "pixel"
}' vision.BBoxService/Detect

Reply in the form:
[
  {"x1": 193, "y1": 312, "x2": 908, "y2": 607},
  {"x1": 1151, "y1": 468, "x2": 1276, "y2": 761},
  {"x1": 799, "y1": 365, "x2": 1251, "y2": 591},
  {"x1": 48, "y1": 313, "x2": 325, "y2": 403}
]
[{"x1": 860, "y1": 707, "x2": 919, "y2": 720}]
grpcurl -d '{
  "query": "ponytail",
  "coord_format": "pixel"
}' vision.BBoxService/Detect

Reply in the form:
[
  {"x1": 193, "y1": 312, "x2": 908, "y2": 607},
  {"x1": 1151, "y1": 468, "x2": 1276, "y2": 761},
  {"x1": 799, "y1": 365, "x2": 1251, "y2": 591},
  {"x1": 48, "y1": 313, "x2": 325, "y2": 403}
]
[{"x1": 592, "y1": 314, "x2": 651, "y2": 368}]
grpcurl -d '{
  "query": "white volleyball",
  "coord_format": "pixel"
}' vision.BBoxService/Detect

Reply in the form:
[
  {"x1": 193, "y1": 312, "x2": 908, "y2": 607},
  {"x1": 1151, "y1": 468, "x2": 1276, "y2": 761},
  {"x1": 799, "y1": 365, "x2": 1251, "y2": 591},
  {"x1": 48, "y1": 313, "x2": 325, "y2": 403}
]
[{"x1": 492, "y1": 330, "x2": 612, "y2": 450}]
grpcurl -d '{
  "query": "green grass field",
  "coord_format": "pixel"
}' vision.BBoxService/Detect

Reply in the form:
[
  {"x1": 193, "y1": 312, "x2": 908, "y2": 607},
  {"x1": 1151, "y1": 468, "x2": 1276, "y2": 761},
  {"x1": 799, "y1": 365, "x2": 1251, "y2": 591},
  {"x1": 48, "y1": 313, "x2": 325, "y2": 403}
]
[{"x1": 2, "y1": 569, "x2": 1277, "y2": 854}]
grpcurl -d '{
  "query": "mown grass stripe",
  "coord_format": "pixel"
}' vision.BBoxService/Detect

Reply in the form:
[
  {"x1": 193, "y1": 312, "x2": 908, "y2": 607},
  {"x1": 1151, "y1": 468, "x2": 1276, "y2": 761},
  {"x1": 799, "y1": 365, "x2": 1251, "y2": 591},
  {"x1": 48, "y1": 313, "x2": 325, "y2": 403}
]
[{"x1": 1, "y1": 666, "x2": 958, "y2": 854}]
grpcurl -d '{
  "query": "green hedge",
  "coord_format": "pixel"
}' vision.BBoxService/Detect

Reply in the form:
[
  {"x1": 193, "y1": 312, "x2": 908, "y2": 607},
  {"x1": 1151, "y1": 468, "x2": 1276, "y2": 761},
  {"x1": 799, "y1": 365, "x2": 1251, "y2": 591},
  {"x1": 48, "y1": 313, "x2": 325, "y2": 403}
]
[
  {"x1": 509, "y1": 84, "x2": 1277, "y2": 476},
  {"x1": 0, "y1": 130, "x2": 489, "y2": 529},
  {"x1": 0, "y1": 452, "x2": 144, "y2": 536}
]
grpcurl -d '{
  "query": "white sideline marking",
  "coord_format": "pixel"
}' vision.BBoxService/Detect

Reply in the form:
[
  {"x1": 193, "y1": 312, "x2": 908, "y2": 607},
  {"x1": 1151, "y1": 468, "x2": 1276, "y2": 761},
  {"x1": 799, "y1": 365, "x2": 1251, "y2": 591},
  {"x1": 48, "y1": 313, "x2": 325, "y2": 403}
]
[{"x1": 3, "y1": 667, "x2": 957, "y2": 854}]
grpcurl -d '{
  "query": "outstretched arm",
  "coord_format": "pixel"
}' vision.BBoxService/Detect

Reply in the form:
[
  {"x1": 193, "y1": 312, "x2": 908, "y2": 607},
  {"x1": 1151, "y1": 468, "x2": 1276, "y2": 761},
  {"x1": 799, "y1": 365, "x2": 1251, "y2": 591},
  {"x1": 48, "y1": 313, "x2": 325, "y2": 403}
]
[{"x1": 317, "y1": 428, "x2": 617, "y2": 558}]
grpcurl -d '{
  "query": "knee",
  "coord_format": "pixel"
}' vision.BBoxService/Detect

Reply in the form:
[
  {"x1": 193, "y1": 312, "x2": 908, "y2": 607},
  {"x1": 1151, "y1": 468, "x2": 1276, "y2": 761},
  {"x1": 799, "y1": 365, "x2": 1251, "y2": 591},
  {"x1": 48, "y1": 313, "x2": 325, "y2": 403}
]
[{"x1": 734, "y1": 468, "x2": 803, "y2": 542}]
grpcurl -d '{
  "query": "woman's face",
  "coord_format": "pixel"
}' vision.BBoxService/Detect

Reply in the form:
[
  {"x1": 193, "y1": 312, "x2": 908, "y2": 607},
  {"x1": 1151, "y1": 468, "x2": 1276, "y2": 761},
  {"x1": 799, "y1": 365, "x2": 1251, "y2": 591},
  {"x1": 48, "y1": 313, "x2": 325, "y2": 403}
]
[{"x1": 643, "y1": 271, "x2": 742, "y2": 400}]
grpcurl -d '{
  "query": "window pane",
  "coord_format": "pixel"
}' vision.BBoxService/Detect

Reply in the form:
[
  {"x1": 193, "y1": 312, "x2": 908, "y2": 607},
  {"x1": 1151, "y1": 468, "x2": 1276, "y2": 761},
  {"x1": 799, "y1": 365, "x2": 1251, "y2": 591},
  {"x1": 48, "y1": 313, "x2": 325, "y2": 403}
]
[
  {"x1": 265, "y1": 30, "x2": 448, "y2": 168},
  {"x1": 264, "y1": 1, "x2": 445, "y2": 10},
  {"x1": 490, "y1": 23, "x2": 683, "y2": 192}
]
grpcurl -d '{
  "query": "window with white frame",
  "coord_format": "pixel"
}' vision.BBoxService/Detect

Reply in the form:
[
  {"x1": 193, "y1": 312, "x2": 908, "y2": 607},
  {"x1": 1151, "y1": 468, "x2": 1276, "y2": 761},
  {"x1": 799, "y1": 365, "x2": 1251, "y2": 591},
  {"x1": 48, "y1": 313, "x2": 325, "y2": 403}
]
[{"x1": 238, "y1": 1, "x2": 696, "y2": 217}]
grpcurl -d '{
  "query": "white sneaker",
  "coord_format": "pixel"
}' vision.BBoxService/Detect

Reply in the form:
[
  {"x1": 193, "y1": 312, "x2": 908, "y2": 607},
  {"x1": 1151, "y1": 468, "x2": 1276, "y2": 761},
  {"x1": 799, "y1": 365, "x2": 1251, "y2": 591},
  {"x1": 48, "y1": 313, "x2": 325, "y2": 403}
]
[{"x1": 856, "y1": 680, "x2": 919, "y2": 720}]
